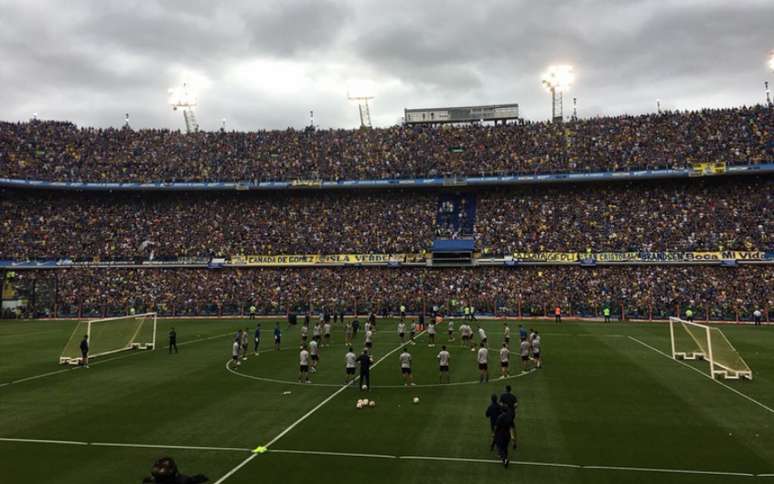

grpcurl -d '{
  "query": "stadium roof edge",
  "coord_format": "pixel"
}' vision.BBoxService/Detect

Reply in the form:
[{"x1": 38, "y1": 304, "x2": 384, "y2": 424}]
[{"x1": 0, "y1": 163, "x2": 771, "y2": 192}]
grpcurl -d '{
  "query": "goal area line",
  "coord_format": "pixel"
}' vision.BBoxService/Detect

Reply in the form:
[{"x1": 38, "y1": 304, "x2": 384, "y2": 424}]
[{"x1": 0, "y1": 437, "x2": 768, "y2": 478}]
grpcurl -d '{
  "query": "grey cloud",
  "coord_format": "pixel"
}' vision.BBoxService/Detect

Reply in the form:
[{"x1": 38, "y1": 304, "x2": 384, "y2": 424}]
[{"x1": 0, "y1": 0, "x2": 771, "y2": 129}]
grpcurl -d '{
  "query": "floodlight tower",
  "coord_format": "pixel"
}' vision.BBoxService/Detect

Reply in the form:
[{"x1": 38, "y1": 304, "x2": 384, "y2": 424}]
[
  {"x1": 347, "y1": 92, "x2": 374, "y2": 128},
  {"x1": 541, "y1": 65, "x2": 575, "y2": 123},
  {"x1": 168, "y1": 83, "x2": 199, "y2": 134},
  {"x1": 766, "y1": 51, "x2": 774, "y2": 106}
]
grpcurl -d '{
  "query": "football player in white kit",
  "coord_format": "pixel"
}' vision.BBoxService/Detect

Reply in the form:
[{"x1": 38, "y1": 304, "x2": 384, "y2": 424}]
[
  {"x1": 531, "y1": 331, "x2": 542, "y2": 368},
  {"x1": 344, "y1": 346, "x2": 357, "y2": 384},
  {"x1": 397, "y1": 320, "x2": 406, "y2": 344},
  {"x1": 520, "y1": 337, "x2": 531, "y2": 372},
  {"x1": 477, "y1": 343, "x2": 489, "y2": 383},
  {"x1": 499, "y1": 343, "x2": 510, "y2": 378},
  {"x1": 478, "y1": 326, "x2": 488, "y2": 348},
  {"x1": 309, "y1": 339, "x2": 320, "y2": 373},
  {"x1": 437, "y1": 345, "x2": 451, "y2": 383},
  {"x1": 323, "y1": 320, "x2": 332, "y2": 346},
  {"x1": 447, "y1": 320, "x2": 455, "y2": 342},
  {"x1": 299, "y1": 345, "x2": 311, "y2": 383},
  {"x1": 427, "y1": 321, "x2": 436, "y2": 347},
  {"x1": 344, "y1": 320, "x2": 353, "y2": 345},
  {"x1": 399, "y1": 347, "x2": 415, "y2": 386}
]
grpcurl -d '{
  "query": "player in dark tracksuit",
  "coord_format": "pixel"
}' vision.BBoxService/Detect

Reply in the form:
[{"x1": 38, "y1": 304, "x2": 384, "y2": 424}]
[
  {"x1": 500, "y1": 385, "x2": 518, "y2": 449},
  {"x1": 493, "y1": 412, "x2": 512, "y2": 467},
  {"x1": 356, "y1": 349, "x2": 372, "y2": 390},
  {"x1": 168, "y1": 328, "x2": 178, "y2": 354},
  {"x1": 485, "y1": 394, "x2": 503, "y2": 446},
  {"x1": 80, "y1": 335, "x2": 89, "y2": 367}
]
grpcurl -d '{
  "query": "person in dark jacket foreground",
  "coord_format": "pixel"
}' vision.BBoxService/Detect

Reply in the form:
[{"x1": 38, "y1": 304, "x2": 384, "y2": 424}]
[
  {"x1": 493, "y1": 412, "x2": 512, "y2": 467},
  {"x1": 142, "y1": 456, "x2": 208, "y2": 483}
]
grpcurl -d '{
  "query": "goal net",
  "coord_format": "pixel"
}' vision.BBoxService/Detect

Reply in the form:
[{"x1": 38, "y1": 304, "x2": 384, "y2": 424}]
[
  {"x1": 669, "y1": 317, "x2": 752, "y2": 380},
  {"x1": 59, "y1": 313, "x2": 157, "y2": 365}
]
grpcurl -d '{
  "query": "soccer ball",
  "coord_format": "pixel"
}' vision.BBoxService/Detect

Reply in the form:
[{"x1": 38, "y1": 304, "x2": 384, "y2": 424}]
[
  {"x1": 368, "y1": 400, "x2": 376, "y2": 408},
  {"x1": 362, "y1": 399, "x2": 370, "y2": 406},
  {"x1": 361, "y1": 384, "x2": 368, "y2": 390},
  {"x1": 356, "y1": 401, "x2": 363, "y2": 409},
  {"x1": 412, "y1": 397, "x2": 420, "y2": 404}
]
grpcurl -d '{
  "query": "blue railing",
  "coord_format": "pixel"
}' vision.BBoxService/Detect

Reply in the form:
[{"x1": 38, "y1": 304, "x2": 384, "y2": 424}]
[{"x1": 0, "y1": 163, "x2": 771, "y2": 192}]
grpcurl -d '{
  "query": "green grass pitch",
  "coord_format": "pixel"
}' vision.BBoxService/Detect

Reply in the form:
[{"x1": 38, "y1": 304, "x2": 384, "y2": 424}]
[{"x1": 1, "y1": 317, "x2": 773, "y2": 483}]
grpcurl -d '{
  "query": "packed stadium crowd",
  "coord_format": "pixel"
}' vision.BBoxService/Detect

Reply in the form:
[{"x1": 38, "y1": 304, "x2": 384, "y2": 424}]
[
  {"x1": 0, "y1": 191, "x2": 437, "y2": 258},
  {"x1": 1, "y1": 105, "x2": 770, "y2": 183},
  {"x1": 4, "y1": 266, "x2": 770, "y2": 320},
  {"x1": 475, "y1": 178, "x2": 772, "y2": 253},
  {"x1": 1, "y1": 177, "x2": 770, "y2": 260}
]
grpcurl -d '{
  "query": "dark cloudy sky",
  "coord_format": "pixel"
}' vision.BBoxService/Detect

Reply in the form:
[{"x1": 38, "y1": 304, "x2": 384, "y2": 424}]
[{"x1": 0, "y1": 0, "x2": 771, "y2": 130}]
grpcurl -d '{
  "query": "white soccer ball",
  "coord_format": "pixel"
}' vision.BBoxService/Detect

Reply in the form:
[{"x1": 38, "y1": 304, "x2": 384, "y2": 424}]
[
  {"x1": 368, "y1": 400, "x2": 375, "y2": 408},
  {"x1": 361, "y1": 384, "x2": 368, "y2": 390},
  {"x1": 412, "y1": 397, "x2": 419, "y2": 404}
]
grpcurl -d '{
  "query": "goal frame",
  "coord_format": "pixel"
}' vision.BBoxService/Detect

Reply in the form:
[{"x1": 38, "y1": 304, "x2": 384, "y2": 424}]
[
  {"x1": 59, "y1": 312, "x2": 157, "y2": 365},
  {"x1": 669, "y1": 317, "x2": 752, "y2": 380}
]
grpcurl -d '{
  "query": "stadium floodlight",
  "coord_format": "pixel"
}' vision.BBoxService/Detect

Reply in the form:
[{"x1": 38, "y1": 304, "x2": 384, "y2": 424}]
[
  {"x1": 347, "y1": 80, "x2": 375, "y2": 128},
  {"x1": 768, "y1": 50, "x2": 774, "y2": 71},
  {"x1": 168, "y1": 82, "x2": 200, "y2": 134},
  {"x1": 656, "y1": 98, "x2": 662, "y2": 114},
  {"x1": 541, "y1": 65, "x2": 575, "y2": 122}
]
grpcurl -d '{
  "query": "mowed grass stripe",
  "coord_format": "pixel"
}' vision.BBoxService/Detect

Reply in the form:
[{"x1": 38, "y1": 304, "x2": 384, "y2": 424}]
[{"x1": 2, "y1": 318, "x2": 773, "y2": 484}]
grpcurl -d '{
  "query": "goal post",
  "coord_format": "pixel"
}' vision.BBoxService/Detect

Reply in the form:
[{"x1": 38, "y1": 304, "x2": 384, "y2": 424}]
[
  {"x1": 668, "y1": 317, "x2": 752, "y2": 380},
  {"x1": 59, "y1": 312, "x2": 157, "y2": 365}
]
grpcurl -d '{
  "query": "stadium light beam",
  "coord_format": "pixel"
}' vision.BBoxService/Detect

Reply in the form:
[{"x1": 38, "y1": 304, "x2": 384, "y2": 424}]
[
  {"x1": 347, "y1": 80, "x2": 375, "y2": 128},
  {"x1": 168, "y1": 82, "x2": 199, "y2": 134},
  {"x1": 768, "y1": 51, "x2": 774, "y2": 72},
  {"x1": 541, "y1": 65, "x2": 575, "y2": 122}
]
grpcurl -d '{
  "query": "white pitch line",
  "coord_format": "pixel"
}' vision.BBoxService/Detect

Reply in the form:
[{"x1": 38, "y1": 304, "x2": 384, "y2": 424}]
[
  {"x1": 11, "y1": 368, "x2": 73, "y2": 384},
  {"x1": 213, "y1": 332, "x2": 427, "y2": 484},
  {"x1": 268, "y1": 449, "x2": 762, "y2": 477},
  {"x1": 1, "y1": 331, "x2": 234, "y2": 389},
  {"x1": 227, "y1": 361, "x2": 536, "y2": 389},
  {"x1": 0, "y1": 438, "x2": 769, "y2": 477},
  {"x1": 0, "y1": 437, "x2": 89, "y2": 446},
  {"x1": 628, "y1": 336, "x2": 774, "y2": 415},
  {"x1": 269, "y1": 448, "x2": 397, "y2": 460},
  {"x1": 91, "y1": 442, "x2": 252, "y2": 453},
  {"x1": 583, "y1": 464, "x2": 754, "y2": 477},
  {"x1": 0, "y1": 436, "x2": 250, "y2": 453}
]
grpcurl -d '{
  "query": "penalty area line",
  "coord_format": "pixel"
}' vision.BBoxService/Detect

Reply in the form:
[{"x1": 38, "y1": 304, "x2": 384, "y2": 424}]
[
  {"x1": 213, "y1": 332, "x2": 427, "y2": 484},
  {"x1": 628, "y1": 336, "x2": 774, "y2": 415}
]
